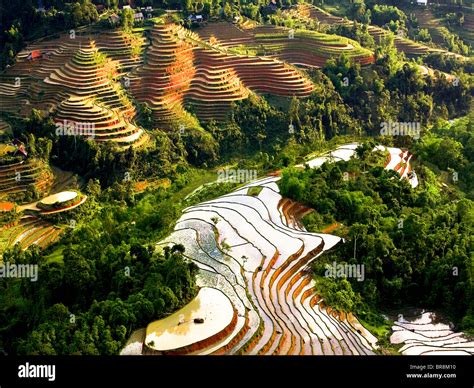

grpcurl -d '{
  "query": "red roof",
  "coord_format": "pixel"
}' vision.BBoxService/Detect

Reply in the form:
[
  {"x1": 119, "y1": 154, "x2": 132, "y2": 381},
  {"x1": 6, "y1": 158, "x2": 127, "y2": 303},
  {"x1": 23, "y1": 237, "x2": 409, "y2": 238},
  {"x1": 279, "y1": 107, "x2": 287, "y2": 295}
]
[
  {"x1": 16, "y1": 145, "x2": 28, "y2": 157},
  {"x1": 0, "y1": 202, "x2": 14, "y2": 212},
  {"x1": 28, "y1": 50, "x2": 42, "y2": 60}
]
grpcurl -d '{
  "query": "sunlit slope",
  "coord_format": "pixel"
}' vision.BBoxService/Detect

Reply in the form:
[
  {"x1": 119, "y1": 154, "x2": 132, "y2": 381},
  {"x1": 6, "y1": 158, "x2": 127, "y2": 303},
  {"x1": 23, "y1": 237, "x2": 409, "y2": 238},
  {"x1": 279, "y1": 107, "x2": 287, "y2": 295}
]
[
  {"x1": 297, "y1": 4, "x2": 467, "y2": 59},
  {"x1": 196, "y1": 21, "x2": 374, "y2": 68},
  {"x1": 152, "y1": 175, "x2": 378, "y2": 355},
  {"x1": 129, "y1": 23, "x2": 314, "y2": 127}
]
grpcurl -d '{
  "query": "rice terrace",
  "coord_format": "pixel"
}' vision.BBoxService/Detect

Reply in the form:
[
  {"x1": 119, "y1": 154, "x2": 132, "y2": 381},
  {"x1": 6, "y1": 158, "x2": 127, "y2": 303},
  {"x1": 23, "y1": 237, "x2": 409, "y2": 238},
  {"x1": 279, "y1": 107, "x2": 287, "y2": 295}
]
[{"x1": 0, "y1": 0, "x2": 473, "y2": 382}]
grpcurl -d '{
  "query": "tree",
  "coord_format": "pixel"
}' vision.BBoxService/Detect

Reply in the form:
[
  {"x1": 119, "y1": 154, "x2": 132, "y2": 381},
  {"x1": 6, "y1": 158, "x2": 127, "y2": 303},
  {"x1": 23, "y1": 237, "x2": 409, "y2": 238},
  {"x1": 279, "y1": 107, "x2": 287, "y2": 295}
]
[
  {"x1": 289, "y1": 96, "x2": 301, "y2": 131},
  {"x1": 314, "y1": 277, "x2": 362, "y2": 312},
  {"x1": 183, "y1": 0, "x2": 193, "y2": 14},
  {"x1": 120, "y1": 8, "x2": 135, "y2": 31},
  {"x1": 65, "y1": 1, "x2": 99, "y2": 28},
  {"x1": 223, "y1": 2, "x2": 233, "y2": 19},
  {"x1": 349, "y1": 0, "x2": 369, "y2": 23},
  {"x1": 138, "y1": 102, "x2": 153, "y2": 129}
]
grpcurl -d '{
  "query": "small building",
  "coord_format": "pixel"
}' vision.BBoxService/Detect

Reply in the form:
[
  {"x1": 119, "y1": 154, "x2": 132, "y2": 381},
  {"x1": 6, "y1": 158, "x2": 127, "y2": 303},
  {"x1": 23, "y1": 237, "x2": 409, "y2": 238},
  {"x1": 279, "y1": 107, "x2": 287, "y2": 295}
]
[
  {"x1": 11, "y1": 139, "x2": 28, "y2": 158},
  {"x1": 140, "y1": 6, "x2": 153, "y2": 18},
  {"x1": 188, "y1": 14, "x2": 204, "y2": 23},
  {"x1": 417, "y1": 0, "x2": 428, "y2": 5},
  {"x1": 109, "y1": 13, "x2": 120, "y2": 25},
  {"x1": 16, "y1": 144, "x2": 28, "y2": 158},
  {"x1": 0, "y1": 202, "x2": 15, "y2": 212},
  {"x1": 134, "y1": 12, "x2": 144, "y2": 22},
  {"x1": 27, "y1": 50, "x2": 42, "y2": 61}
]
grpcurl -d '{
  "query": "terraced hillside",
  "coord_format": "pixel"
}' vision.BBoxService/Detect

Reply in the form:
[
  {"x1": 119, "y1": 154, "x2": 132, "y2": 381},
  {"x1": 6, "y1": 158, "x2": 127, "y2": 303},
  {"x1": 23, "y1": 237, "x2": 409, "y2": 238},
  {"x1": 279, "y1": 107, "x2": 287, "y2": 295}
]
[
  {"x1": 1, "y1": 23, "x2": 312, "y2": 129},
  {"x1": 132, "y1": 143, "x2": 418, "y2": 355},
  {"x1": 0, "y1": 34, "x2": 148, "y2": 148},
  {"x1": 122, "y1": 142, "x2": 433, "y2": 355},
  {"x1": 0, "y1": 145, "x2": 65, "y2": 253},
  {"x1": 304, "y1": 143, "x2": 418, "y2": 189},
  {"x1": 54, "y1": 95, "x2": 147, "y2": 147},
  {"x1": 0, "y1": 155, "x2": 53, "y2": 201},
  {"x1": 2, "y1": 29, "x2": 145, "y2": 79},
  {"x1": 0, "y1": 135, "x2": 87, "y2": 253},
  {"x1": 0, "y1": 188, "x2": 87, "y2": 253},
  {"x1": 405, "y1": 4, "x2": 473, "y2": 48},
  {"x1": 254, "y1": 30, "x2": 374, "y2": 68},
  {"x1": 196, "y1": 21, "x2": 374, "y2": 69},
  {"x1": 129, "y1": 24, "x2": 246, "y2": 126},
  {"x1": 197, "y1": 22, "x2": 255, "y2": 48},
  {"x1": 129, "y1": 23, "x2": 314, "y2": 126},
  {"x1": 296, "y1": 4, "x2": 464, "y2": 58},
  {"x1": 0, "y1": 34, "x2": 113, "y2": 114},
  {"x1": 42, "y1": 41, "x2": 148, "y2": 147},
  {"x1": 95, "y1": 30, "x2": 146, "y2": 74},
  {"x1": 390, "y1": 311, "x2": 474, "y2": 355},
  {"x1": 0, "y1": 22, "x2": 345, "y2": 129},
  {"x1": 0, "y1": 119, "x2": 12, "y2": 137},
  {"x1": 0, "y1": 216, "x2": 64, "y2": 252},
  {"x1": 153, "y1": 175, "x2": 378, "y2": 355},
  {"x1": 410, "y1": 7, "x2": 445, "y2": 45},
  {"x1": 463, "y1": 12, "x2": 474, "y2": 46}
]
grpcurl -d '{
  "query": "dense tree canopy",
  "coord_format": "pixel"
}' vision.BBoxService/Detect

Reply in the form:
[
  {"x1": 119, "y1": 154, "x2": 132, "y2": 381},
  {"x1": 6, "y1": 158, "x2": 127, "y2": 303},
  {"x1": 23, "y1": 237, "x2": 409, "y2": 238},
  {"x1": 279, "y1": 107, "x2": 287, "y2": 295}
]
[
  {"x1": 279, "y1": 133, "x2": 474, "y2": 334},
  {"x1": 0, "y1": 190, "x2": 199, "y2": 354}
]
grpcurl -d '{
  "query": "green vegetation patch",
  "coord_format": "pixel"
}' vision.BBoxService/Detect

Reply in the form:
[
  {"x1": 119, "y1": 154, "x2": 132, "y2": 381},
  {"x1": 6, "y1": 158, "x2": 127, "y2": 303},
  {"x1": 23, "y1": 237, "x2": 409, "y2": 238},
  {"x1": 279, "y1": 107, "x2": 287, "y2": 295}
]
[
  {"x1": 247, "y1": 186, "x2": 263, "y2": 196},
  {"x1": 279, "y1": 133, "x2": 474, "y2": 336}
]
